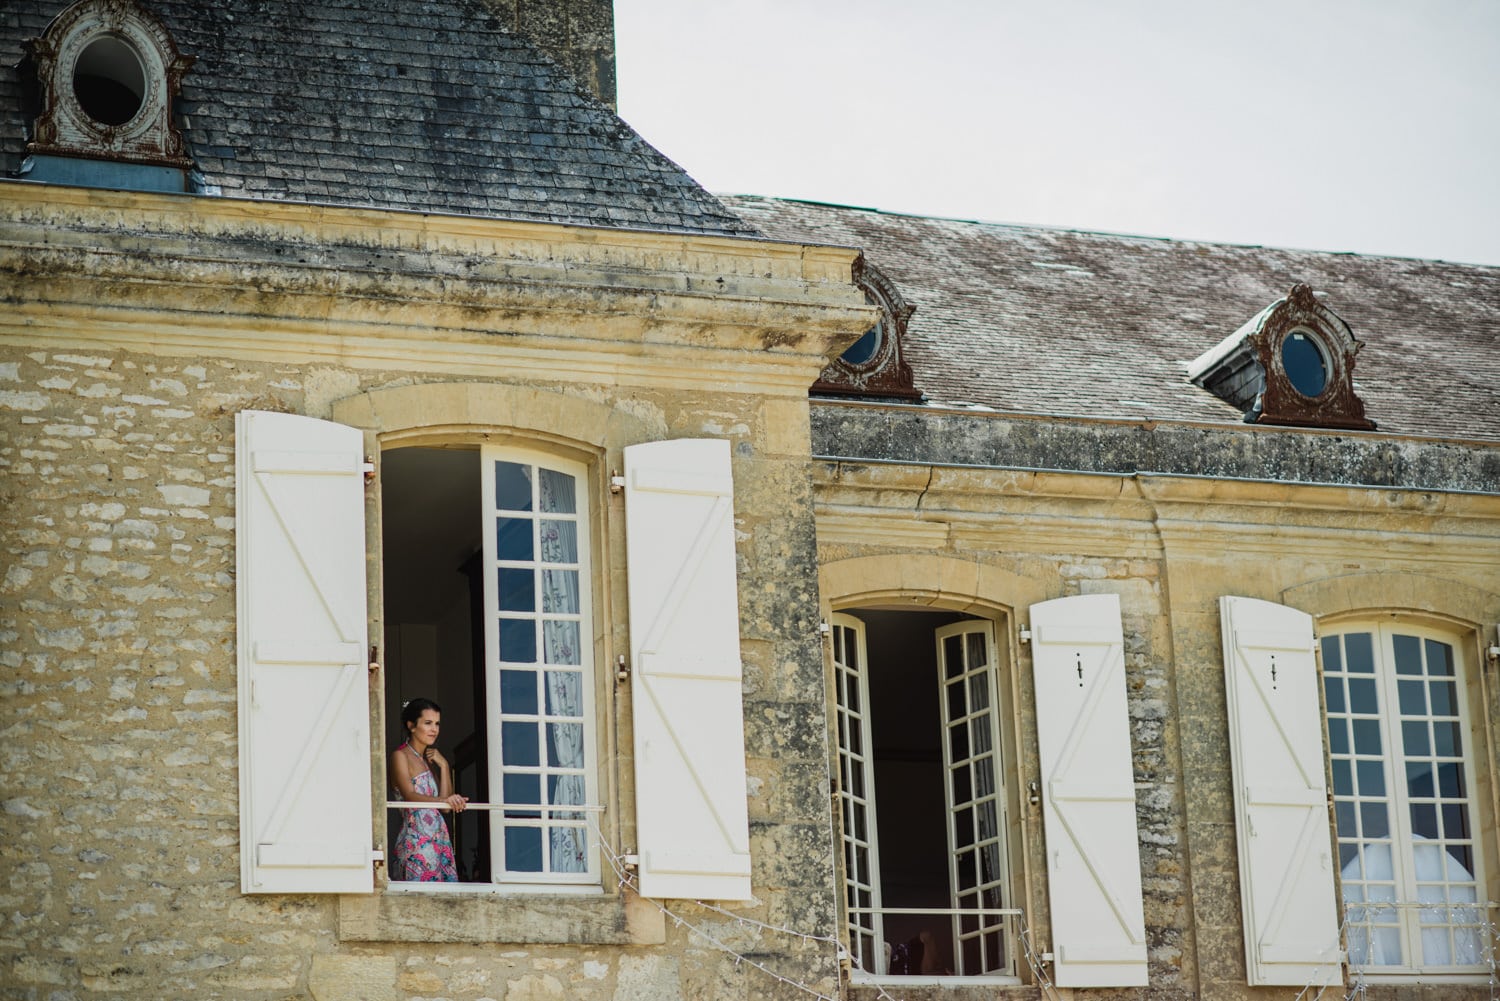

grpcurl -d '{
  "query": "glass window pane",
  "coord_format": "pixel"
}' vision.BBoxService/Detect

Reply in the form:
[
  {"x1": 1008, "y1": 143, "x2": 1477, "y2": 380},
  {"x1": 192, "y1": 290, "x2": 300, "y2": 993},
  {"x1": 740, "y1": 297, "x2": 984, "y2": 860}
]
[
  {"x1": 497, "y1": 517, "x2": 533, "y2": 560},
  {"x1": 1335, "y1": 800, "x2": 1356, "y2": 836},
  {"x1": 546, "y1": 723, "x2": 584, "y2": 767},
  {"x1": 971, "y1": 717, "x2": 993, "y2": 755},
  {"x1": 504, "y1": 826, "x2": 542, "y2": 872},
  {"x1": 949, "y1": 720, "x2": 969, "y2": 761},
  {"x1": 548, "y1": 773, "x2": 586, "y2": 806},
  {"x1": 968, "y1": 671, "x2": 990, "y2": 712},
  {"x1": 1445, "y1": 844, "x2": 1473, "y2": 879},
  {"x1": 1370, "y1": 926, "x2": 1402, "y2": 966},
  {"x1": 540, "y1": 520, "x2": 577, "y2": 563},
  {"x1": 1392, "y1": 634, "x2": 1422, "y2": 675},
  {"x1": 1413, "y1": 843, "x2": 1442, "y2": 880},
  {"x1": 1405, "y1": 761, "x2": 1434, "y2": 797},
  {"x1": 542, "y1": 620, "x2": 580, "y2": 666},
  {"x1": 1327, "y1": 718, "x2": 1350, "y2": 755},
  {"x1": 498, "y1": 566, "x2": 535, "y2": 612},
  {"x1": 499, "y1": 618, "x2": 537, "y2": 663},
  {"x1": 1402, "y1": 721, "x2": 1430, "y2": 756},
  {"x1": 541, "y1": 569, "x2": 579, "y2": 613},
  {"x1": 1352, "y1": 718, "x2": 1382, "y2": 755},
  {"x1": 1344, "y1": 633, "x2": 1375, "y2": 673},
  {"x1": 1356, "y1": 759, "x2": 1385, "y2": 797},
  {"x1": 1436, "y1": 763, "x2": 1465, "y2": 799},
  {"x1": 1432, "y1": 721, "x2": 1461, "y2": 757},
  {"x1": 1359, "y1": 801, "x2": 1390, "y2": 838},
  {"x1": 1409, "y1": 802, "x2": 1438, "y2": 839},
  {"x1": 1397, "y1": 680, "x2": 1426, "y2": 716},
  {"x1": 503, "y1": 773, "x2": 541, "y2": 811},
  {"x1": 954, "y1": 807, "x2": 974, "y2": 847},
  {"x1": 1424, "y1": 639, "x2": 1453, "y2": 677},
  {"x1": 1441, "y1": 802, "x2": 1470, "y2": 840},
  {"x1": 1332, "y1": 759, "x2": 1353, "y2": 796},
  {"x1": 952, "y1": 762, "x2": 972, "y2": 804},
  {"x1": 1429, "y1": 681, "x2": 1456, "y2": 717},
  {"x1": 947, "y1": 679, "x2": 965, "y2": 721},
  {"x1": 944, "y1": 636, "x2": 963, "y2": 678},
  {"x1": 965, "y1": 631, "x2": 987, "y2": 669},
  {"x1": 550, "y1": 826, "x2": 586, "y2": 872},
  {"x1": 1323, "y1": 675, "x2": 1345, "y2": 713},
  {"x1": 537, "y1": 467, "x2": 576, "y2": 514},
  {"x1": 494, "y1": 461, "x2": 533, "y2": 511},
  {"x1": 1348, "y1": 678, "x2": 1378, "y2": 713},
  {"x1": 1320, "y1": 636, "x2": 1343, "y2": 673},
  {"x1": 543, "y1": 670, "x2": 584, "y2": 716},
  {"x1": 502, "y1": 721, "x2": 540, "y2": 766},
  {"x1": 500, "y1": 669, "x2": 538, "y2": 715}
]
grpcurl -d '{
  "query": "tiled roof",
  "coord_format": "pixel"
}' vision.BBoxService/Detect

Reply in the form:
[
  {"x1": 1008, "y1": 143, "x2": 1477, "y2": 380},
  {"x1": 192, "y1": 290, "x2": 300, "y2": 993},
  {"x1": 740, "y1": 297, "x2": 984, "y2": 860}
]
[
  {"x1": 721, "y1": 196, "x2": 1500, "y2": 443},
  {"x1": 0, "y1": 1, "x2": 755, "y2": 236}
]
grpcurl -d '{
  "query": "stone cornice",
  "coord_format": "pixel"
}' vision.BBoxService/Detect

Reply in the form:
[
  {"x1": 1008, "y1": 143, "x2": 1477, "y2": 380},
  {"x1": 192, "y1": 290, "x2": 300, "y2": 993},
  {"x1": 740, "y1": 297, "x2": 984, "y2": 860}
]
[{"x1": 0, "y1": 182, "x2": 875, "y2": 396}]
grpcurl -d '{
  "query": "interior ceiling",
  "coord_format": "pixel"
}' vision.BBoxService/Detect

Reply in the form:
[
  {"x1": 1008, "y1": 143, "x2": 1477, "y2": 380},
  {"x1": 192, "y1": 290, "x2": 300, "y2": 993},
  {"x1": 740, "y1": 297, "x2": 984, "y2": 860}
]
[{"x1": 381, "y1": 445, "x2": 482, "y2": 623}]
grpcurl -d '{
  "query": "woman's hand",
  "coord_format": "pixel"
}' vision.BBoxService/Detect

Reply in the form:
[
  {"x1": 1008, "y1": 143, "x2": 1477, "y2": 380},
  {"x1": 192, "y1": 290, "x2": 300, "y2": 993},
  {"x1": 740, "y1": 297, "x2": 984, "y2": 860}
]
[
  {"x1": 445, "y1": 793, "x2": 469, "y2": 813},
  {"x1": 424, "y1": 746, "x2": 450, "y2": 773}
]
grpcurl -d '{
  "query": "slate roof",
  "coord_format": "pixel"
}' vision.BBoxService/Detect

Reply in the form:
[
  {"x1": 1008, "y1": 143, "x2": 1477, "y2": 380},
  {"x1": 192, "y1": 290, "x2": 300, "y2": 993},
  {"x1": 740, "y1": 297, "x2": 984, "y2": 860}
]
[
  {"x1": 0, "y1": 0, "x2": 755, "y2": 236},
  {"x1": 722, "y1": 196, "x2": 1500, "y2": 443}
]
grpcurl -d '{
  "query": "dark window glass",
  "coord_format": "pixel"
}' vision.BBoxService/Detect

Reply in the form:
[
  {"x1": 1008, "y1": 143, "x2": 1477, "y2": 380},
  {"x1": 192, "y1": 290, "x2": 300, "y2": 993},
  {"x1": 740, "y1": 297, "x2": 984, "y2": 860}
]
[
  {"x1": 1392, "y1": 634, "x2": 1422, "y2": 675},
  {"x1": 1324, "y1": 676, "x2": 1345, "y2": 713},
  {"x1": 1409, "y1": 802, "x2": 1438, "y2": 839},
  {"x1": 1352, "y1": 718, "x2": 1382, "y2": 755},
  {"x1": 1344, "y1": 633, "x2": 1375, "y2": 674},
  {"x1": 1424, "y1": 639, "x2": 1454, "y2": 677},
  {"x1": 1402, "y1": 721, "x2": 1430, "y2": 756},
  {"x1": 1282, "y1": 331, "x2": 1329, "y2": 397}
]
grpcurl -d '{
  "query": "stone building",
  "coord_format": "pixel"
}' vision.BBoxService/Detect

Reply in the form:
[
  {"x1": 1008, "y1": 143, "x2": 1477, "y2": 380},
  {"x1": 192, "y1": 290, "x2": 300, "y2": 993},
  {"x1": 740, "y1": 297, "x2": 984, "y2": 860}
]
[{"x1": 1, "y1": 2, "x2": 1497, "y2": 1000}]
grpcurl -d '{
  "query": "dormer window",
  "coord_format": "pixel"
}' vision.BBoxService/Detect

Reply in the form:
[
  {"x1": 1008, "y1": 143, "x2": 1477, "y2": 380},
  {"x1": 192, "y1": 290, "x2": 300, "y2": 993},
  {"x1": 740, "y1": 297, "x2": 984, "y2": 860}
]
[
  {"x1": 1187, "y1": 283, "x2": 1375, "y2": 430},
  {"x1": 22, "y1": 0, "x2": 192, "y2": 191},
  {"x1": 812, "y1": 260, "x2": 922, "y2": 401}
]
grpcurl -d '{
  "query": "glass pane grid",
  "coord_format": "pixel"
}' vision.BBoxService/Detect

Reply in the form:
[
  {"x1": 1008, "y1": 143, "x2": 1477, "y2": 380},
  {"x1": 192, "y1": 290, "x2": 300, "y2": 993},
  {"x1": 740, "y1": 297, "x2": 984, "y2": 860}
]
[
  {"x1": 1324, "y1": 630, "x2": 1485, "y2": 972},
  {"x1": 487, "y1": 456, "x2": 593, "y2": 881},
  {"x1": 832, "y1": 622, "x2": 883, "y2": 974}
]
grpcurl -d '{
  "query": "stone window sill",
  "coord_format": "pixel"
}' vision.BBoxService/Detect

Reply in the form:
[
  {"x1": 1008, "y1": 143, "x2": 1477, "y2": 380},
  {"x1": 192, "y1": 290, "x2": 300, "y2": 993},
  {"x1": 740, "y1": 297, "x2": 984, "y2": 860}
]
[{"x1": 337, "y1": 887, "x2": 664, "y2": 945}]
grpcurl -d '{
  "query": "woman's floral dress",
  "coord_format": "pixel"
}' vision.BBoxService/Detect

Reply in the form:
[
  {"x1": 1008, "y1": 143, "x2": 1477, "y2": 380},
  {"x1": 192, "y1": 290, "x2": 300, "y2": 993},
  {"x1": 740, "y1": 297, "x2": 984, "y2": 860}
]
[{"x1": 393, "y1": 753, "x2": 458, "y2": 882}]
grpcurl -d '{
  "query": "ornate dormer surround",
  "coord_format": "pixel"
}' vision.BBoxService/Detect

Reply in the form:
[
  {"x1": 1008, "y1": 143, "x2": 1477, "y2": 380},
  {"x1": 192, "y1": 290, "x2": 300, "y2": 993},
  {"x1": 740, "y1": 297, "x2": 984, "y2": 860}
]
[
  {"x1": 25, "y1": 0, "x2": 193, "y2": 168},
  {"x1": 811, "y1": 259, "x2": 923, "y2": 401},
  {"x1": 1188, "y1": 283, "x2": 1375, "y2": 431}
]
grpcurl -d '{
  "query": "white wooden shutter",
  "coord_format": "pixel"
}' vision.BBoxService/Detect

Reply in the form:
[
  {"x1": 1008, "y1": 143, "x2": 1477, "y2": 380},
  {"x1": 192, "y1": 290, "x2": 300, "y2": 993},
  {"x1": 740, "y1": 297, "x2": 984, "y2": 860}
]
[
  {"x1": 1030, "y1": 594, "x2": 1148, "y2": 987},
  {"x1": 236, "y1": 410, "x2": 375, "y2": 894},
  {"x1": 1220, "y1": 596, "x2": 1341, "y2": 985},
  {"x1": 624, "y1": 439, "x2": 752, "y2": 900}
]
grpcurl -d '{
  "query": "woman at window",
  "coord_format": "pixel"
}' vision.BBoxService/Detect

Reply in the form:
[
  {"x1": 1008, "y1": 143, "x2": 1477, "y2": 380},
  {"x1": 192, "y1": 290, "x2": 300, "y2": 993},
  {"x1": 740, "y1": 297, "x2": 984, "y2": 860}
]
[{"x1": 390, "y1": 697, "x2": 467, "y2": 881}]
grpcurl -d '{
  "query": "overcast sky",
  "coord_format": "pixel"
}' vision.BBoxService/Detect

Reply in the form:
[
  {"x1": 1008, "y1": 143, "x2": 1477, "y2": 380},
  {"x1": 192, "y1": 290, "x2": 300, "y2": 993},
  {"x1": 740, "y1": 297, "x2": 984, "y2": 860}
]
[{"x1": 616, "y1": 0, "x2": 1500, "y2": 266}]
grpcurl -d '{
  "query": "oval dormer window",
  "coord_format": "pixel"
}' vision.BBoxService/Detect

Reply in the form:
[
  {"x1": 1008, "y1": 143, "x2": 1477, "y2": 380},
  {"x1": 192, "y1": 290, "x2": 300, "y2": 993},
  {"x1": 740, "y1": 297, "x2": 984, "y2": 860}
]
[
  {"x1": 73, "y1": 34, "x2": 147, "y2": 127},
  {"x1": 840, "y1": 298, "x2": 884, "y2": 368},
  {"x1": 1282, "y1": 329, "x2": 1330, "y2": 398}
]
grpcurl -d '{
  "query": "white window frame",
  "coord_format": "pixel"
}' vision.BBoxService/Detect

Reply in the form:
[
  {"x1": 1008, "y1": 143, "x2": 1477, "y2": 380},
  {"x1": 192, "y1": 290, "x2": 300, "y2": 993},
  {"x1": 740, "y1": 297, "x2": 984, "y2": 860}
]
[
  {"x1": 1321, "y1": 620, "x2": 1494, "y2": 982},
  {"x1": 830, "y1": 610, "x2": 1020, "y2": 986}
]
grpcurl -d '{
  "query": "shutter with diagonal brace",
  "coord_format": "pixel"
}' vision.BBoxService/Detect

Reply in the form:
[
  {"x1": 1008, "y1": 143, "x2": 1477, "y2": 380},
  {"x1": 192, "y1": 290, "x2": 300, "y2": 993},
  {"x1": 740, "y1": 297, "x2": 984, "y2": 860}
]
[
  {"x1": 1220, "y1": 596, "x2": 1341, "y2": 985},
  {"x1": 1030, "y1": 593, "x2": 1148, "y2": 987},
  {"x1": 236, "y1": 410, "x2": 375, "y2": 893},
  {"x1": 624, "y1": 439, "x2": 752, "y2": 900}
]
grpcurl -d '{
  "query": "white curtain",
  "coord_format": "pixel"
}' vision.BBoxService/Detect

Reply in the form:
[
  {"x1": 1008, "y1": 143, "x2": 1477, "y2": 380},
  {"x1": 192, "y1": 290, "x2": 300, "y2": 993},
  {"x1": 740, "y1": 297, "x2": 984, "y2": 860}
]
[{"x1": 539, "y1": 468, "x2": 586, "y2": 873}]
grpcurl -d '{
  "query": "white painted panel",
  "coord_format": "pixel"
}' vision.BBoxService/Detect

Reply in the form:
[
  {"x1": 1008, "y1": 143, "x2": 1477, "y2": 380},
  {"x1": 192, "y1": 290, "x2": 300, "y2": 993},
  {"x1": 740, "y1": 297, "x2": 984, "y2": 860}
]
[
  {"x1": 1220, "y1": 596, "x2": 1341, "y2": 985},
  {"x1": 1030, "y1": 593, "x2": 1148, "y2": 987},
  {"x1": 236, "y1": 410, "x2": 374, "y2": 894},
  {"x1": 624, "y1": 439, "x2": 751, "y2": 900}
]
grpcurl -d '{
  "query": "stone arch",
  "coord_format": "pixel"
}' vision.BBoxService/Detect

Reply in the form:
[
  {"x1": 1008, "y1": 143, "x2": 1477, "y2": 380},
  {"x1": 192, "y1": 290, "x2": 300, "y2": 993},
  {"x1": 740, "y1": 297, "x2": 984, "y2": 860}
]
[
  {"x1": 1281, "y1": 571, "x2": 1499, "y2": 630},
  {"x1": 820, "y1": 554, "x2": 1049, "y2": 615},
  {"x1": 330, "y1": 381, "x2": 661, "y2": 457}
]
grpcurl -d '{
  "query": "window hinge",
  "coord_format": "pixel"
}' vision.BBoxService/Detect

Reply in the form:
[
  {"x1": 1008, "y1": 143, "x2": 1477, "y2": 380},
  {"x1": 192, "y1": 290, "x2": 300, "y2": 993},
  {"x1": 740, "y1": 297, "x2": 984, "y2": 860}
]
[
  {"x1": 362, "y1": 458, "x2": 376, "y2": 484},
  {"x1": 818, "y1": 619, "x2": 831, "y2": 636},
  {"x1": 1487, "y1": 644, "x2": 1500, "y2": 663},
  {"x1": 371, "y1": 849, "x2": 385, "y2": 872},
  {"x1": 621, "y1": 853, "x2": 640, "y2": 869},
  {"x1": 609, "y1": 471, "x2": 625, "y2": 495},
  {"x1": 615, "y1": 654, "x2": 629, "y2": 682},
  {"x1": 1019, "y1": 626, "x2": 1032, "y2": 643},
  {"x1": 368, "y1": 645, "x2": 380, "y2": 674}
]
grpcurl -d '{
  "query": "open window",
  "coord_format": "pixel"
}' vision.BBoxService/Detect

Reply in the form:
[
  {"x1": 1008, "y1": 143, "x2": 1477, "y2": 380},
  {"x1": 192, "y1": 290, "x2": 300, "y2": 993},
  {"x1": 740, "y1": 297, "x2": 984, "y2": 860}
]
[
  {"x1": 831, "y1": 608, "x2": 1016, "y2": 982},
  {"x1": 236, "y1": 409, "x2": 753, "y2": 909},
  {"x1": 380, "y1": 443, "x2": 598, "y2": 889}
]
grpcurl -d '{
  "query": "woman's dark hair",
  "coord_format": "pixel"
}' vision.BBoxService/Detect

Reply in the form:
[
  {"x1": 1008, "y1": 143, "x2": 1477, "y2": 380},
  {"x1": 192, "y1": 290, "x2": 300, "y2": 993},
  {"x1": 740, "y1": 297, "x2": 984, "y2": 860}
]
[{"x1": 400, "y1": 697, "x2": 442, "y2": 729}]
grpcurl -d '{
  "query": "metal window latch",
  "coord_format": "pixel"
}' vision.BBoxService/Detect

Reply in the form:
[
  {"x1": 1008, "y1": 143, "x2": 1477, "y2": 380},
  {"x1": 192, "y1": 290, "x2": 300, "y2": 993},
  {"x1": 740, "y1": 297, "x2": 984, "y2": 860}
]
[
  {"x1": 1028, "y1": 780, "x2": 1040, "y2": 806},
  {"x1": 369, "y1": 645, "x2": 380, "y2": 674},
  {"x1": 609, "y1": 471, "x2": 625, "y2": 494}
]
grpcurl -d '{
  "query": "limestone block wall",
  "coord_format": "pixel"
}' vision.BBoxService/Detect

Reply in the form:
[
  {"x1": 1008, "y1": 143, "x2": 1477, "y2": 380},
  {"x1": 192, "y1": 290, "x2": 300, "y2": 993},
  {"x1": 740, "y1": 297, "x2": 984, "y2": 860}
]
[
  {"x1": 0, "y1": 347, "x2": 848, "y2": 999},
  {"x1": 812, "y1": 453, "x2": 1500, "y2": 1001}
]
